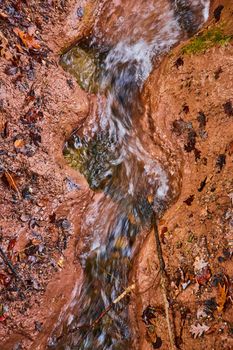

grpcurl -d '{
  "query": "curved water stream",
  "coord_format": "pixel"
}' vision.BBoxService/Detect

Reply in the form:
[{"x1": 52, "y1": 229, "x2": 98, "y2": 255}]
[{"x1": 51, "y1": 1, "x2": 210, "y2": 349}]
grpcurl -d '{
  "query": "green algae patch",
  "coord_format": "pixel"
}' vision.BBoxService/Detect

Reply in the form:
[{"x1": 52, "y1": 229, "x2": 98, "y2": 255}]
[
  {"x1": 60, "y1": 45, "x2": 101, "y2": 93},
  {"x1": 181, "y1": 27, "x2": 233, "y2": 55}
]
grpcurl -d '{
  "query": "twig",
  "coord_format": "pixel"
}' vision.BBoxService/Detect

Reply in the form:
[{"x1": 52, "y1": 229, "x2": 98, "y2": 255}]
[
  {"x1": 90, "y1": 283, "x2": 135, "y2": 328},
  {"x1": 0, "y1": 246, "x2": 26, "y2": 287},
  {"x1": 74, "y1": 283, "x2": 136, "y2": 346},
  {"x1": 152, "y1": 215, "x2": 178, "y2": 350}
]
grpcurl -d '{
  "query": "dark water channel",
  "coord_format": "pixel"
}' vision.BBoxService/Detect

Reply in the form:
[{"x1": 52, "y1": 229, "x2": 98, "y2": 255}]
[{"x1": 51, "y1": 1, "x2": 210, "y2": 349}]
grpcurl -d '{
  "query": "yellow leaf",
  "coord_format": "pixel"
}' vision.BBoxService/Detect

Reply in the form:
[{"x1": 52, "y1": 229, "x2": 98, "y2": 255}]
[
  {"x1": 14, "y1": 139, "x2": 25, "y2": 148},
  {"x1": 57, "y1": 256, "x2": 64, "y2": 269},
  {"x1": 217, "y1": 283, "x2": 228, "y2": 312}
]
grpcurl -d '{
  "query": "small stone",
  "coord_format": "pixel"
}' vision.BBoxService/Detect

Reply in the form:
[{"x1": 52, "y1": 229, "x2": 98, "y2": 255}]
[
  {"x1": 217, "y1": 256, "x2": 226, "y2": 263},
  {"x1": 20, "y1": 214, "x2": 30, "y2": 222},
  {"x1": 34, "y1": 321, "x2": 43, "y2": 332}
]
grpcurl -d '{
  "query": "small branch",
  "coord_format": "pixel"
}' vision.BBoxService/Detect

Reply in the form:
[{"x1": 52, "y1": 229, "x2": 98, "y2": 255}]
[
  {"x1": 0, "y1": 246, "x2": 26, "y2": 287},
  {"x1": 152, "y1": 216, "x2": 178, "y2": 350},
  {"x1": 90, "y1": 284, "x2": 135, "y2": 328}
]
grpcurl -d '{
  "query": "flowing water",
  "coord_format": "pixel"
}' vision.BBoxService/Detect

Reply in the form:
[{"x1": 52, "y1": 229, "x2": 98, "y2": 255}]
[{"x1": 51, "y1": 1, "x2": 210, "y2": 349}]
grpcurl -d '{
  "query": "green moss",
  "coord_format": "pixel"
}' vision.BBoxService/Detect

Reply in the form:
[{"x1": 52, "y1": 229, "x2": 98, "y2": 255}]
[{"x1": 181, "y1": 27, "x2": 233, "y2": 54}]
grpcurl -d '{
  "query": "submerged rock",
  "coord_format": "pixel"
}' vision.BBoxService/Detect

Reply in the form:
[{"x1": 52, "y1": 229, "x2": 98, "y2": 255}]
[{"x1": 60, "y1": 45, "x2": 100, "y2": 93}]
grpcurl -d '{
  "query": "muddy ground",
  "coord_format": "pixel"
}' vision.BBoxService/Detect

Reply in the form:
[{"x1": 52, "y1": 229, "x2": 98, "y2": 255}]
[{"x1": 0, "y1": 0, "x2": 232, "y2": 349}]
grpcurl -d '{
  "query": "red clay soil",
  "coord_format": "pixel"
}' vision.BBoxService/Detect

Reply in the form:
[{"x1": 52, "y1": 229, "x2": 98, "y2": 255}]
[
  {"x1": 0, "y1": 0, "x2": 232, "y2": 350},
  {"x1": 0, "y1": 1, "x2": 99, "y2": 349}
]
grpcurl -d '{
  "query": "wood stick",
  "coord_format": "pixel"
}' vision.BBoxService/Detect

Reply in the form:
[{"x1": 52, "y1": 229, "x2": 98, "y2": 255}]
[
  {"x1": 0, "y1": 246, "x2": 26, "y2": 287},
  {"x1": 90, "y1": 283, "x2": 135, "y2": 328},
  {"x1": 0, "y1": 246, "x2": 19, "y2": 277},
  {"x1": 152, "y1": 216, "x2": 178, "y2": 350}
]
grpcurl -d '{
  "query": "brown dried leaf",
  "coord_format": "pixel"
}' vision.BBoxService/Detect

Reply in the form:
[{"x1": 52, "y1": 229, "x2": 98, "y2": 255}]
[
  {"x1": 4, "y1": 170, "x2": 21, "y2": 198},
  {"x1": 13, "y1": 27, "x2": 40, "y2": 50},
  {"x1": 0, "y1": 11, "x2": 8, "y2": 19},
  {"x1": 196, "y1": 266, "x2": 211, "y2": 285},
  {"x1": 184, "y1": 194, "x2": 194, "y2": 206},
  {"x1": 0, "y1": 30, "x2": 13, "y2": 60}
]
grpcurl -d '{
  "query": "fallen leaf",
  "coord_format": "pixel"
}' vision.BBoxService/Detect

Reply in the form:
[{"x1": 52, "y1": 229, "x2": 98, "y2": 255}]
[
  {"x1": 0, "y1": 30, "x2": 13, "y2": 60},
  {"x1": 204, "y1": 298, "x2": 218, "y2": 314},
  {"x1": 4, "y1": 170, "x2": 21, "y2": 198},
  {"x1": 14, "y1": 139, "x2": 25, "y2": 148},
  {"x1": 0, "y1": 314, "x2": 7, "y2": 322},
  {"x1": 115, "y1": 236, "x2": 128, "y2": 250},
  {"x1": 15, "y1": 43, "x2": 24, "y2": 53},
  {"x1": 0, "y1": 11, "x2": 8, "y2": 19},
  {"x1": 196, "y1": 266, "x2": 211, "y2": 285},
  {"x1": 196, "y1": 306, "x2": 208, "y2": 319},
  {"x1": 21, "y1": 108, "x2": 43, "y2": 125},
  {"x1": 194, "y1": 257, "x2": 208, "y2": 272},
  {"x1": 190, "y1": 323, "x2": 210, "y2": 338},
  {"x1": 217, "y1": 282, "x2": 228, "y2": 312},
  {"x1": 147, "y1": 194, "x2": 154, "y2": 204},
  {"x1": 128, "y1": 212, "x2": 137, "y2": 225},
  {"x1": 194, "y1": 257, "x2": 211, "y2": 285},
  {"x1": 7, "y1": 238, "x2": 17, "y2": 253},
  {"x1": 142, "y1": 305, "x2": 157, "y2": 325},
  {"x1": 0, "y1": 273, "x2": 11, "y2": 287},
  {"x1": 0, "y1": 304, "x2": 8, "y2": 322},
  {"x1": 57, "y1": 256, "x2": 64, "y2": 268},
  {"x1": 0, "y1": 115, "x2": 6, "y2": 133},
  {"x1": 13, "y1": 27, "x2": 40, "y2": 50},
  {"x1": 228, "y1": 192, "x2": 233, "y2": 205},
  {"x1": 223, "y1": 101, "x2": 233, "y2": 116},
  {"x1": 184, "y1": 194, "x2": 194, "y2": 206}
]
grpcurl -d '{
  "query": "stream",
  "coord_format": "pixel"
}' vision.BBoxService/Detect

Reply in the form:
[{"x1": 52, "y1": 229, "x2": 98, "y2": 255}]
[{"x1": 50, "y1": 1, "x2": 210, "y2": 349}]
